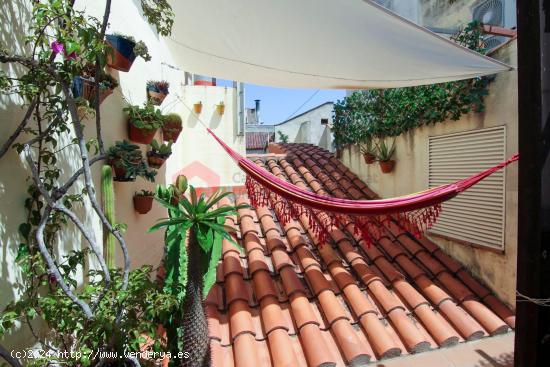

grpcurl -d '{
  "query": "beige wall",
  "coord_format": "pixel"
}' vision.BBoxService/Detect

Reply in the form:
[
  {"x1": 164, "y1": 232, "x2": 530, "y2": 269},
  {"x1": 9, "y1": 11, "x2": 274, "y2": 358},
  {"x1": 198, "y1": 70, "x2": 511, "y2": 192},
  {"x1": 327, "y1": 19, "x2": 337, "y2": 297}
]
[
  {"x1": 0, "y1": 0, "x2": 244, "y2": 348},
  {"x1": 340, "y1": 41, "x2": 518, "y2": 307}
]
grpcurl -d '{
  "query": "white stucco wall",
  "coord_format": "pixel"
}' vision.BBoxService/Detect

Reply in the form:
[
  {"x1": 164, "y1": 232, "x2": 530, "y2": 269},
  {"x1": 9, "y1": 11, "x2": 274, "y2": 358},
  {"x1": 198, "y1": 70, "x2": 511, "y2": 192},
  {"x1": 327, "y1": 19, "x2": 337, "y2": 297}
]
[
  {"x1": 0, "y1": 0, "x2": 243, "y2": 348},
  {"x1": 340, "y1": 41, "x2": 518, "y2": 307},
  {"x1": 165, "y1": 85, "x2": 245, "y2": 189},
  {"x1": 275, "y1": 102, "x2": 334, "y2": 151}
]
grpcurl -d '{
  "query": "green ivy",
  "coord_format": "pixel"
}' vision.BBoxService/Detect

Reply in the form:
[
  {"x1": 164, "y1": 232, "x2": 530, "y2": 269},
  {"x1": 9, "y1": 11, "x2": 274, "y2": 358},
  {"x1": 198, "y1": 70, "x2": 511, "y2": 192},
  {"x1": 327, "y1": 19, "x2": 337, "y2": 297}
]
[{"x1": 332, "y1": 21, "x2": 491, "y2": 148}]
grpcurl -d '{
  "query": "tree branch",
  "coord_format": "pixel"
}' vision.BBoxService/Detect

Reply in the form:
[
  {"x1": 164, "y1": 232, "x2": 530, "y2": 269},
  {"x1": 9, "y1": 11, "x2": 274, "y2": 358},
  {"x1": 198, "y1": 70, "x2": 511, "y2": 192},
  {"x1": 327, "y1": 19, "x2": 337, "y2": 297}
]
[
  {"x1": 23, "y1": 146, "x2": 111, "y2": 306},
  {"x1": 0, "y1": 99, "x2": 38, "y2": 159},
  {"x1": 37, "y1": 205, "x2": 94, "y2": 318},
  {"x1": 93, "y1": 0, "x2": 113, "y2": 155},
  {"x1": 54, "y1": 205, "x2": 111, "y2": 304},
  {"x1": 60, "y1": 82, "x2": 131, "y2": 290},
  {"x1": 126, "y1": 356, "x2": 142, "y2": 367},
  {"x1": 23, "y1": 146, "x2": 96, "y2": 318},
  {"x1": 0, "y1": 344, "x2": 22, "y2": 367},
  {"x1": 55, "y1": 154, "x2": 106, "y2": 198}
]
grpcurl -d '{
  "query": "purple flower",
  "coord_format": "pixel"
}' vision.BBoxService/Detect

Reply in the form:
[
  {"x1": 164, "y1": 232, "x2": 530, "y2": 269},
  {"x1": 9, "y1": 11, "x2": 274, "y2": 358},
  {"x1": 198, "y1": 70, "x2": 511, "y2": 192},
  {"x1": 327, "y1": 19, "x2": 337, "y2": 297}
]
[{"x1": 51, "y1": 40, "x2": 64, "y2": 55}]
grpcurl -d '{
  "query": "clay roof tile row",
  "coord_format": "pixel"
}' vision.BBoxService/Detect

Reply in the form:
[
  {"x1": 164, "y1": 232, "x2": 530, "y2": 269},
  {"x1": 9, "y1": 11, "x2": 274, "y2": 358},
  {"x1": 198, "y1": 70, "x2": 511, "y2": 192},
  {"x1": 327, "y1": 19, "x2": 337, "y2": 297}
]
[{"x1": 207, "y1": 143, "x2": 515, "y2": 366}]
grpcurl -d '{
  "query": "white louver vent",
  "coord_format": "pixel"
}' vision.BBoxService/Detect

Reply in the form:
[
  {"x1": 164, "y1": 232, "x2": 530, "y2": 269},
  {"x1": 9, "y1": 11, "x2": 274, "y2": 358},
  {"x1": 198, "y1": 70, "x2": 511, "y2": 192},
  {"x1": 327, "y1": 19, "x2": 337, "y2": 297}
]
[
  {"x1": 472, "y1": 0, "x2": 504, "y2": 26},
  {"x1": 428, "y1": 126, "x2": 506, "y2": 250}
]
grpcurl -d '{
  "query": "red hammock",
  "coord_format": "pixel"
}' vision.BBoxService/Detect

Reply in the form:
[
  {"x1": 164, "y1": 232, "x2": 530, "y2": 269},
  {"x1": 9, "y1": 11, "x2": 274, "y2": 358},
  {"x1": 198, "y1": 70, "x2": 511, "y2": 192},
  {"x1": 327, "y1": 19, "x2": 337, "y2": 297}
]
[{"x1": 207, "y1": 128, "x2": 518, "y2": 244}]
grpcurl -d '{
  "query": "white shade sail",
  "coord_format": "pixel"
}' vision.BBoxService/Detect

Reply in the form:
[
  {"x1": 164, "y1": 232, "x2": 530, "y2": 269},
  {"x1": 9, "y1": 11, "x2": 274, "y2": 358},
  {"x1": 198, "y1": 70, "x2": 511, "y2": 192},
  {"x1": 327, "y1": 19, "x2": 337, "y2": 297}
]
[{"x1": 166, "y1": 0, "x2": 512, "y2": 89}]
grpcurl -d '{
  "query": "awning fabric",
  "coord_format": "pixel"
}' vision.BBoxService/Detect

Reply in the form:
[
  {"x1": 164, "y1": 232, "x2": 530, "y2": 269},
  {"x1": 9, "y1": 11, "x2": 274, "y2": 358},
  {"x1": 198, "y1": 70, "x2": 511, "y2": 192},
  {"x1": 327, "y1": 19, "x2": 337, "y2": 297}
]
[{"x1": 166, "y1": 0, "x2": 512, "y2": 89}]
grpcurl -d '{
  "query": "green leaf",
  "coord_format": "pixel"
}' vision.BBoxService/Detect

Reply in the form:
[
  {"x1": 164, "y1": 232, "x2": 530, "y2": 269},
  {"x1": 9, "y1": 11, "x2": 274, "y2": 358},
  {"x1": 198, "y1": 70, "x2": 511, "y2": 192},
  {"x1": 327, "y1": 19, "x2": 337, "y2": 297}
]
[
  {"x1": 148, "y1": 218, "x2": 189, "y2": 232},
  {"x1": 196, "y1": 223, "x2": 214, "y2": 253},
  {"x1": 16, "y1": 243, "x2": 30, "y2": 262},
  {"x1": 203, "y1": 231, "x2": 222, "y2": 297}
]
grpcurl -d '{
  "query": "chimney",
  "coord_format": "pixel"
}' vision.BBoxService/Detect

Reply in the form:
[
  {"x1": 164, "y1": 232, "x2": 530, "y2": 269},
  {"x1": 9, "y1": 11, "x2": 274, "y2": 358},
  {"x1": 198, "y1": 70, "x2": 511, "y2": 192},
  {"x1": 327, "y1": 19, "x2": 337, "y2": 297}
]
[{"x1": 254, "y1": 99, "x2": 261, "y2": 123}]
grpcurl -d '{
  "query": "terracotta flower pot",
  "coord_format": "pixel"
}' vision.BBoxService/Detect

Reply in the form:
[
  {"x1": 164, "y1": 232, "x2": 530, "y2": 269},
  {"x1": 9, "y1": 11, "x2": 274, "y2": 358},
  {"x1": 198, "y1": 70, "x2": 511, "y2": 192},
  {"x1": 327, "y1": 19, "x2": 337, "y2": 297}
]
[
  {"x1": 105, "y1": 35, "x2": 136, "y2": 72},
  {"x1": 109, "y1": 158, "x2": 138, "y2": 182},
  {"x1": 193, "y1": 103, "x2": 202, "y2": 114},
  {"x1": 147, "y1": 151, "x2": 169, "y2": 169},
  {"x1": 72, "y1": 76, "x2": 113, "y2": 107},
  {"x1": 379, "y1": 160, "x2": 395, "y2": 173},
  {"x1": 162, "y1": 121, "x2": 183, "y2": 142},
  {"x1": 133, "y1": 195, "x2": 154, "y2": 214},
  {"x1": 129, "y1": 121, "x2": 158, "y2": 145},
  {"x1": 147, "y1": 90, "x2": 168, "y2": 106},
  {"x1": 363, "y1": 153, "x2": 376, "y2": 164},
  {"x1": 216, "y1": 104, "x2": 225, "y2": 115}
]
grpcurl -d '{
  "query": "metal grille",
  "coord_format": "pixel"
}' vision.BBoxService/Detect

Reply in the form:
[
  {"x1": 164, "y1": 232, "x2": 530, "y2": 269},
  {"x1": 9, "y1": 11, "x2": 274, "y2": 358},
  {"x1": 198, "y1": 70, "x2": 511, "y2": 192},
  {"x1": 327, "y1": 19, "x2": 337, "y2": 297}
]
[
  {"x1": 428, "y1": 126, "x2": 506, "y2": 250},
  {"x1": 483, "y1": 35, "x2": 508, "y2": 50},
  {"x1": 472, "y1": 0, "x2": 504, "y2": 26}
]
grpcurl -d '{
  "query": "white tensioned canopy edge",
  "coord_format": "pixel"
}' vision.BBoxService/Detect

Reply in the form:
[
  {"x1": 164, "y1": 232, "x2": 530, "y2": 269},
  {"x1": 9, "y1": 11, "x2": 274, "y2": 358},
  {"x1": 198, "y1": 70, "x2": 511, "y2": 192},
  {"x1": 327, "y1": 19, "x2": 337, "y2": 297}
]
[{"x1": 165, "y1": 0, "x2": 512, "y2": 89}]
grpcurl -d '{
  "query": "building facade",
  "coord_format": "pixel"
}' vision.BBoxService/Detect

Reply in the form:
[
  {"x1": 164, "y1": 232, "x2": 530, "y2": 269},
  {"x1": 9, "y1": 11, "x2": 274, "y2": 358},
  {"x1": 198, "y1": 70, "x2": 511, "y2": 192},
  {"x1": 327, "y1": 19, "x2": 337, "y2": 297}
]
[{"x1": 275, "y1": 102, "x2": 335, "y2": 152}]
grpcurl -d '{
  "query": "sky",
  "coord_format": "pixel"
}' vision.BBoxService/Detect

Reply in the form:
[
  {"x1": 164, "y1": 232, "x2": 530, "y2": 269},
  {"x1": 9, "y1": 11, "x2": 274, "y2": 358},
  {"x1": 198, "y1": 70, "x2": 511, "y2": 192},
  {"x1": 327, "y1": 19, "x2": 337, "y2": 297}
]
[{"x1": 217, "y1": 80, "x2": 346, "y2": 125}]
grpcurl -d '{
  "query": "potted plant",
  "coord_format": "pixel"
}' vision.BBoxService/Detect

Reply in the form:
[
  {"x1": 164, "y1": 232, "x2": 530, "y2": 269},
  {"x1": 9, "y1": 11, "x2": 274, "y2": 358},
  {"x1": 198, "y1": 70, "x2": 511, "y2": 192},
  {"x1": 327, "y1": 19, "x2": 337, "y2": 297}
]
[
  {"x1": 216, "y1": 101, "x2": 225, "y2": 115},
  {"x1": 360, "y1": 138, "x2": 377, "y2": 164},
  {"x1": 133, "y1": 190, "x2": 155, "y2": 214},
  {"x1": 162, "y1": 113, "x2": 183, "y2": 142},
  {"x1": 107, "y1": 140, "x2": 157, "y2": 182},
  {"x1": 71, "y1": 64, "x2": 118, "y2": 107},
  {"x1": 376, "y1": 138, "x2": 396, "y2": 173},
  {"x1": 124, "y1": 102, "x2": 166, "y2": 145},
  {"x1": 147, "y1": 139, "x2": 173, "y2": 168},
  {"x1": 146, "y1": 80, "x2": 170, "y2": 105},
  {"x1": 193, "y1": 101, "x2": 202, "y2": 114},
  {"x1": 105, "y1": 33, "x2": 151, "y2": 72}
]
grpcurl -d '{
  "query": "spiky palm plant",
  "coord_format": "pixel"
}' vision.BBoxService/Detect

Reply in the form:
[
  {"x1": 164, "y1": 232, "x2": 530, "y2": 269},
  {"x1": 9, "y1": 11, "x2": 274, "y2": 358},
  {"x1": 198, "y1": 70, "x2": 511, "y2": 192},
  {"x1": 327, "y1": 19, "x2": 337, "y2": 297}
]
[{"x1": 149, "y1": 176, "x2": 246, "y2": 367}]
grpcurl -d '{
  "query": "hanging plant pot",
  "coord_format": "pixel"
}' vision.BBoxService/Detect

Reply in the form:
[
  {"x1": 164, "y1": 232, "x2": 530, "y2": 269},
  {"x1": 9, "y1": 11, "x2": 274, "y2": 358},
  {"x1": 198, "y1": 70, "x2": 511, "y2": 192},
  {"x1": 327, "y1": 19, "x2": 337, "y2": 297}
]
[
  {"x1": 129, "y1": 120, "x2": 158, "y2": 145},
  {"x1": 147, "y1": 151, "x2": 170, "y2": 169},
  {"x1": 379, "y1": 160, "x2": 395, "y2": 173},
  {"x1": 146, "y1": 81, "x2": 170, "y2": 106},
  {"x1": 147, "y1": 89, "x2": 168, "y2": 106},
  {"x1": 133, "y1": 195, "x2": 154, "y2": 214},
  {"x1": 363, "y1": 153, "x2": 376, "y2": 164},
  {"x1": 216, "y1": 103, "x2": 225, "y2": 115},
  {"x1": 109, "y1": 157, "x2": 139, "y2": 182},
  {"x1": 193, "y1": 102, "x2": 203, "y2": 114},
  {"x1": 72, "y1": 76, "x2": 113, "y2": 107},
  {"x1": 105, "y1": 34, "x2": 137, "y2": 72},
  {"x1": 162, "y1": 121, "x2": 182, "y2": 142}
]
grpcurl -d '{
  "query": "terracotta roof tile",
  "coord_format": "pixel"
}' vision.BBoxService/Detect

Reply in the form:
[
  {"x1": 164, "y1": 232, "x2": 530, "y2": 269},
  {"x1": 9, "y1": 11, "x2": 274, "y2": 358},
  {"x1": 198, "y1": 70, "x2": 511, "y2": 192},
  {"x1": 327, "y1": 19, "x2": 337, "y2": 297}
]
[
  {"x1": 205, "y1": 143, "x2": 515, "y2": 366},
  {"x1": 246, "y1": 132, "x2": 275, "y2": 150}
]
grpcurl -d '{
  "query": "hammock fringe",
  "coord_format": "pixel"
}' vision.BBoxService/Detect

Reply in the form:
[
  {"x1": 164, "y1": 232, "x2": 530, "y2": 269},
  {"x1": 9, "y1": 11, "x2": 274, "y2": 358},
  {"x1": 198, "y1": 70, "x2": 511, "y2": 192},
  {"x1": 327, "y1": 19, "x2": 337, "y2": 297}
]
[{"x1": 246, "y1": 175, "x2": 443, "y2": 248}]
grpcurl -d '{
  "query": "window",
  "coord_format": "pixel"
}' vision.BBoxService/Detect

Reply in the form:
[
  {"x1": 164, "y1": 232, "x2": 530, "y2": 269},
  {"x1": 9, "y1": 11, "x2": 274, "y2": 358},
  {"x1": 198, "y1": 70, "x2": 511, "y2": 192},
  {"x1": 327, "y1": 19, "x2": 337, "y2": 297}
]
[
  {"x1": 428, "y1": 126, "x2": 506, "y2": 250},
  {"x1": 321, "y1": 118, "x2": 329, "y2": 125}
]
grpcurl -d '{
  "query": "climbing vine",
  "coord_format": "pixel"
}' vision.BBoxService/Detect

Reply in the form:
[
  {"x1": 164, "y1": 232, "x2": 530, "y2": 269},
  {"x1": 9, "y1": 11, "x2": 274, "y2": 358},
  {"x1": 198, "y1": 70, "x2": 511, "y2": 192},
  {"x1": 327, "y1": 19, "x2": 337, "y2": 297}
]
[
  {"x1": 0, "y1": 1, "x2": 176, "y2": 366},
  {"x1": 332, "y1": 21, "x2": 491, "y2": 148}
]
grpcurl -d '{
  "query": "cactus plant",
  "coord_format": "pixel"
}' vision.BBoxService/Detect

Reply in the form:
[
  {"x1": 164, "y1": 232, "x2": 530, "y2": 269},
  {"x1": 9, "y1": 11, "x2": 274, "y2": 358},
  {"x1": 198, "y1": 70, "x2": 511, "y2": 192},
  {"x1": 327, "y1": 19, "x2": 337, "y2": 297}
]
[{"x1": 101, "y1": 165, "x2": 116, "y2": 268}]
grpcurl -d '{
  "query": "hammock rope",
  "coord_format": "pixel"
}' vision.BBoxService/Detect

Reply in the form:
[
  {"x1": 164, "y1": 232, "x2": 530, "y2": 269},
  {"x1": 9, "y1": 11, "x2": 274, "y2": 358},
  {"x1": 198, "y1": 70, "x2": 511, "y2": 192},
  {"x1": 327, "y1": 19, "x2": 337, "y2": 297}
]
[{"x1": 205, "y1": 127, "x2": 518, "y2": 244}]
